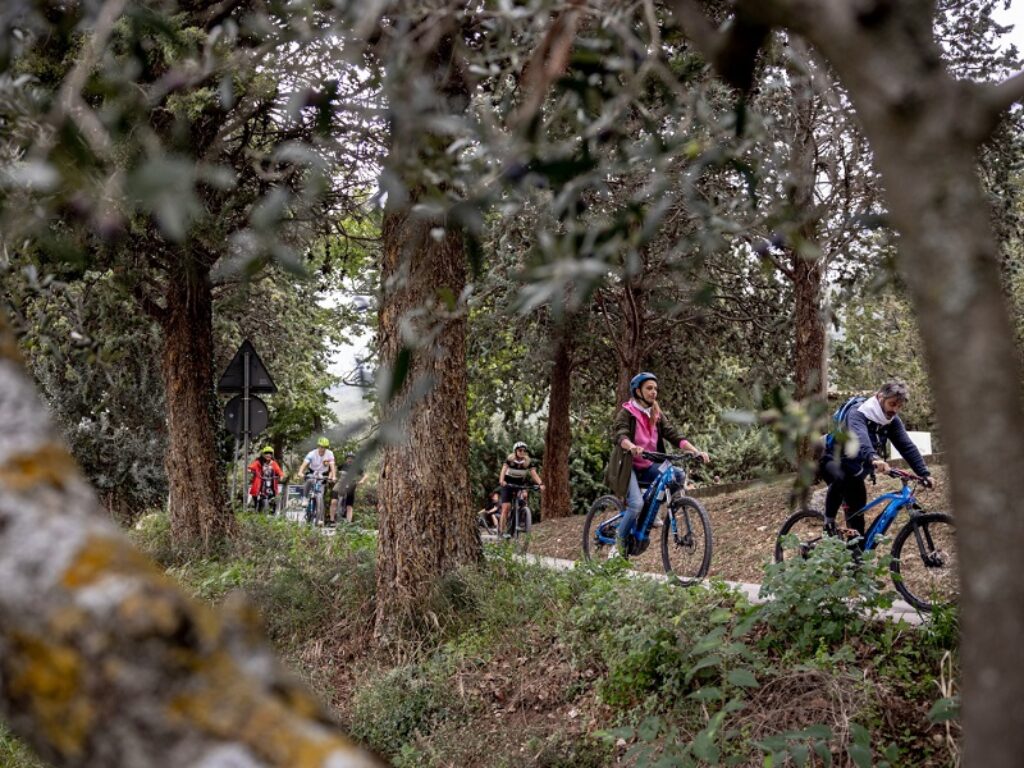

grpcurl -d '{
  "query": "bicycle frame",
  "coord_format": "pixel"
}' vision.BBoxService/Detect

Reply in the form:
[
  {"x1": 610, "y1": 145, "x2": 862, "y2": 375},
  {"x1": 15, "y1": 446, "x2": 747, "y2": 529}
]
[
  {"x1": 854, "y1": 481, "x2": 917, "y2": 551},
  {"x1": 595, "y1": 460, "x2": 685, "y2": 547},
  {"x1": 306, "y1": 474, "x2": 327, "y2": 520},
  {"x1": 508, "y1": 486, "x2": 534, "y2": 536}
]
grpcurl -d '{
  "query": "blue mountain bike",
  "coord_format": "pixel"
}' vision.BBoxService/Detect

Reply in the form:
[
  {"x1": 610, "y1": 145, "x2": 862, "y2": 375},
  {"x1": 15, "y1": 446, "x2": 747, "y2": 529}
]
[
  {"x1": 583, "y1": 451, "x2": 712, "y2": 585},
  {"x1": 774, "y1": 468, "x2": 957, "y2": 611}
]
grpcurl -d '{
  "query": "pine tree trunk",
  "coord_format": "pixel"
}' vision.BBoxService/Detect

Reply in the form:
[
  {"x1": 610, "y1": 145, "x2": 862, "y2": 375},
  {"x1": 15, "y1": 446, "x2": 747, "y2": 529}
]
[
  {"x1": 373, "y1": 19, "x2": 479, "y2": 640},
  {"x1": 614, "y1": 277, "x2": 647, "y2": 403},
  {"x1": 161, "y1": 260, "x2": 232, "y2": 549},
  {"x1": 374, "y1": 205, "x2": 479, "y2": 639},
  {"x1": 541, "y1": 327, "x2": 573, "y2": 520},
  {"x1": 792, "y1": 253, "x2": 826, "y2": 403}
]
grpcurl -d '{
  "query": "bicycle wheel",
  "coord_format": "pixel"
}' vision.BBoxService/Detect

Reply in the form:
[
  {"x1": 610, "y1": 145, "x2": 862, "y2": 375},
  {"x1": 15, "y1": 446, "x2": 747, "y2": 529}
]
[
  {"x1": 582, "y1": 495, "x2": 624, "y2": 562},
  {"x1": 774, "y1": 508, "x2": 826, "y2": 563},
  {"x1": 305, "y1": 497, "x2": 315, "y2": 525},
  {"x1": 660, "y1": 496, "x2": 712, "y2": 585},
  {"x1": 513, "y1": 505, "x2": 532, "y2": 553},
  {"x1": 890, "y1": 512, "x2": 958, "y2": 611}
]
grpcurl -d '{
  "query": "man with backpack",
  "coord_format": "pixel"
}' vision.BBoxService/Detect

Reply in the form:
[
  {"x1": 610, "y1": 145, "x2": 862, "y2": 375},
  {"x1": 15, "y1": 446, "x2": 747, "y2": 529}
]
[{"x1": 820, "y1": 381, "x2": 934, "y2": 540}]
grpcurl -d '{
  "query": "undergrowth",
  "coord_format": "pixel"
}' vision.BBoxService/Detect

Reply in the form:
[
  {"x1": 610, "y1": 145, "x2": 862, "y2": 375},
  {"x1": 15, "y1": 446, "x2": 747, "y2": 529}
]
[{"x1": 125, "y1": 512, "x2": 963, "y2": 767}]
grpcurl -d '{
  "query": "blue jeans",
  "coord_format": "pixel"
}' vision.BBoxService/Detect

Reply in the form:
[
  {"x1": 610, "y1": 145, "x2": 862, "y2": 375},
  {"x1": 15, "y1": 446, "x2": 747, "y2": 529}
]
[{"x1": 618, "y1": 464, "x2": 661, "y2": 544}]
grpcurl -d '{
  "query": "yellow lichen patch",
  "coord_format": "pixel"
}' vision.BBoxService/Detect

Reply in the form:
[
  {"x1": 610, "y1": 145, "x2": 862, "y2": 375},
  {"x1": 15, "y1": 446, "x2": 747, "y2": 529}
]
[
  {"x1": 62, "y1": 535, "x2": 162, "y2": 589},
  {"x1": 6, "y1": 633, "x2": 94, "y2": 759},
  {"x1": 167, "y1": 652, "x2": 373, "y2": 767},
  {"x1": 47, "y1": 605, "x2": 88, "y2": 636},
  {"x1": 0, "y1": 443, "x2": 79, "y2": 492}
]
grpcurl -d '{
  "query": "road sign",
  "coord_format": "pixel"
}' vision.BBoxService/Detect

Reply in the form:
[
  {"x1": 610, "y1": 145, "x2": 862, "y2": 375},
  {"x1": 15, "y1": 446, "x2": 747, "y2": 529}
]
[
  {"x1": 217, "y1": 340, "x2": 277, "y2": 393},
  {"x1": 224, "y1": 394, "x2": 269, "y2": 438}
]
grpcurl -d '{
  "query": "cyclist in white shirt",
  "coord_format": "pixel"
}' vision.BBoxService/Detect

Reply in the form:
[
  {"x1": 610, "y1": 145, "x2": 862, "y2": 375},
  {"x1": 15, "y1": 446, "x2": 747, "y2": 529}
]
[{"x1": 295, "y1": 436, "x2": 336, "y2": 501}]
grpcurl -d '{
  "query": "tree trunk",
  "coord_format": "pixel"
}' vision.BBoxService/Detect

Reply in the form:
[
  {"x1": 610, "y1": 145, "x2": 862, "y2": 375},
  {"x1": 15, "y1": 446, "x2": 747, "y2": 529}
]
[
  {"x1": 160, "y1": 259, "x2": 232, "y2": 549},
  {"x1": 791, "y1": 252, "x2": 826, "y2": 403},
  {"x1": 373, "y1": 19, "x2": 478, "y2": 640},
  {"x1": 541, "y1": 326, "x2": 573, "y2": 520},
  {"x1": 374, "y1": 205, "x2": 478, "y2": 639},
  {"x1": 787, "y1": 57, "x2": 827, "y2": 407},
  {"x1": 614, "y1": 276, "x2": 647, "y2": 403},
  {"x1": 856, "y1": 116, "x2": 1024, "y2": 768},
  {"x1": 0, "y1": 311, "x2": 380, "y2": 768}
]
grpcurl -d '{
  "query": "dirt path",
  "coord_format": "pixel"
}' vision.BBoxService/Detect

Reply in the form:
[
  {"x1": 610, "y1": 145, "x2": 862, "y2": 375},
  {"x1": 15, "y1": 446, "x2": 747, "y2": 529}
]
[{"x1": 529, "y1": 466, "x2": 952, "y2": 584}]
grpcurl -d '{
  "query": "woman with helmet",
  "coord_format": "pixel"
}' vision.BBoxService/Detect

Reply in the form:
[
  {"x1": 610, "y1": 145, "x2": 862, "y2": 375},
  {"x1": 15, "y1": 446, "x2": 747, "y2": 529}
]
[
  {"x1": 248, "y1": 445, "x2": 284, "y2": 513},
  {"x1": 498, "y1": 441, "x2": 544, "y2": 537},
  {"x1": 604, "y1": 372, "x2": 709, "y2": 556}
]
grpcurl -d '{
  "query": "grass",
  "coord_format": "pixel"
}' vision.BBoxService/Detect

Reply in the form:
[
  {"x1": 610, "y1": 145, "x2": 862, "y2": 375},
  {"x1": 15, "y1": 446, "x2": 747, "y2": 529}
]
[
  {"x1": 1, "y1": 508, "x2": 958, "y2": 767},
  {"x1": 0, "y1": 724, "x2": 48, "y2": 768}
]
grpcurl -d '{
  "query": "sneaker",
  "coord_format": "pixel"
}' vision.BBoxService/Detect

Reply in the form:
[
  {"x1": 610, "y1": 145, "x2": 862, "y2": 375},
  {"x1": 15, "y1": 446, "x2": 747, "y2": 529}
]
[
  {"x1": 606, "y1": 547, "x2": 624, "y2": 561},
  {"x1": 652, "y1": 517, "x2": 663, "y2": 528}
]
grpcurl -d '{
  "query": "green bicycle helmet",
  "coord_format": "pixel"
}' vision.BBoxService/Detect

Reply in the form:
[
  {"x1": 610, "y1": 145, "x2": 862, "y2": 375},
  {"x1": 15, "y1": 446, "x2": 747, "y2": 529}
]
[
  {"x1": 317, "y1": 436, "x2": 330, "y2": 448},
  {"x1": 261, "y1": 445, "x2": 274, "y2": 455}
]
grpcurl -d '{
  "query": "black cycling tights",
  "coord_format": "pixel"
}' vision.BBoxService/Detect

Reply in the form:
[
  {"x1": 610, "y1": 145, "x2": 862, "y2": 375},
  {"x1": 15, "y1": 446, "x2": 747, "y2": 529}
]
[{"x1": 822, "y1": 464, "x2": 868, "y2": 536}]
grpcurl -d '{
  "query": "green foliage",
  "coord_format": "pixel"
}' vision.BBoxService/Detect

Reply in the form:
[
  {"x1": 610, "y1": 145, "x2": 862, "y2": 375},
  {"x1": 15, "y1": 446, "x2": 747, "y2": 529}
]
[
  {"x1": 566, "y1": 573, "x2": 762, "y2": 711},
  {"x1": 759, "y1": 536, "x2": 895, "y2": 655},
  {"x1": 831, "y1": 291, "x2": 935, "y2": 433},
  {"x1": 4, "y1": 267, "x2": 169, "y2": 520},
  {"x1": 132, "y1": 511, "x2": 375, "y2": 649},
  {"x1": 0, "y1": 724, "x2": 47, "y2": 768},
  {"x1": 349, "y1": 659, "x2": 466, "y2": 758}
]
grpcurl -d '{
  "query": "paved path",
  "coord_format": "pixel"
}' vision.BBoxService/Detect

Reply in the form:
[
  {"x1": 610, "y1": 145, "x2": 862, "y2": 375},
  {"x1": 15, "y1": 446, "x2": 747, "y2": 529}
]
[
  {"x1": 514, "y1": 552, "x2": 926, "y2": 627},
  {"x1": 274, "y1": 511, "x2": 926, "y2": 626}
]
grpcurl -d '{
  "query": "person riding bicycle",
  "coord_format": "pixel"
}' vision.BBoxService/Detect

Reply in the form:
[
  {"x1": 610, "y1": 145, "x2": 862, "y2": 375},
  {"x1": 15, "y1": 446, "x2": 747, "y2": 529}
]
[
  {"x1": 477, "y1": 488, "x2": 501, "y2": 532},
  {"x1": 295, "y1": 437, "x2": 336, "y2": 505},
  {"x1": 330, "y1": 452, "x2": 365, "y2": 526},
  {"x1": 247, "y1": 446, "x2": 284, "y2": 512},
  {"x1": 819, "y1": 381, "x2": 934, "y2": 542},
  {"x1": 498, "y1": 442, "x2": 544, "y2": 537},
  {"x1": 605, "y1": 372, "x2": 709, "y2": 557}
]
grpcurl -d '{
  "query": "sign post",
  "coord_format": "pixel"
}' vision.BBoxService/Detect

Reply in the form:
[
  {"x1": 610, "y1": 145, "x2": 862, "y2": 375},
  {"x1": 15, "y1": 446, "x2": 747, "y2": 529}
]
[{"x1": 218, "y1": 340, "x2": 277, "y2": 505}]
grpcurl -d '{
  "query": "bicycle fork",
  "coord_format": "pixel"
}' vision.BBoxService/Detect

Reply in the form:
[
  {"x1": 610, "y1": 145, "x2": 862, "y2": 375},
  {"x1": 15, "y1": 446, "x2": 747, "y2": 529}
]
[{"x1": 909, "y1": 515, "x2": 945, "y2": 568}]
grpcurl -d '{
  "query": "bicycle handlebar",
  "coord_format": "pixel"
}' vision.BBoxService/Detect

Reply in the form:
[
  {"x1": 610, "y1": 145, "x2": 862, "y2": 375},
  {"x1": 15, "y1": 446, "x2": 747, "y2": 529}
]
[
  {"x1": 641, "y1": 451, "x2": 706, "y2": 464},
  {"x1": 887, "y1": 468, "x2": 930, "y2": 485}
]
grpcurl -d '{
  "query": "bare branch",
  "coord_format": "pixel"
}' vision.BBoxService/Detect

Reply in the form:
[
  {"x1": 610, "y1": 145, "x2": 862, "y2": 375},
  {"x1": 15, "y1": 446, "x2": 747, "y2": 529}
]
[
  {"x1": 512, "y1": 0, "x2": 585, "y2": 129},
  {"x1": 664, "y1": 0, "x2": 769, "y2": 92},
  {"x1": 983, "y1": 70, "x2": 1024, "y2": 128},
  {"x1": 46, "y1": 0, "x2": 129, "y2": 159}
]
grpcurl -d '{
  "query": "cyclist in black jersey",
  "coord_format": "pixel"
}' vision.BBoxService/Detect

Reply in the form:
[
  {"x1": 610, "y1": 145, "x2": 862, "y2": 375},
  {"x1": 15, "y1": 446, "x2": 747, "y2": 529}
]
[{"x1": 498, "y1": 442, "x2": 544, "y2": 537}]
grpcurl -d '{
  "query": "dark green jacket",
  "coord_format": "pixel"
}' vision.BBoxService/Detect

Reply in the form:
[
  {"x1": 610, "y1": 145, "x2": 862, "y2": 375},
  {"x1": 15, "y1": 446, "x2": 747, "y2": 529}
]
[{"x1": 603, "y1": 406, "x2": 687, "y2": 498}]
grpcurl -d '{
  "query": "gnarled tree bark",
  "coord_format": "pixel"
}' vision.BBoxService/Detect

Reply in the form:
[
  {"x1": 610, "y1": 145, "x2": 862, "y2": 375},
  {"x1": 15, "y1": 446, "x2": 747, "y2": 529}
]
[{"x1": 0, "y1": 311, "x2": 380, "y2": 768}]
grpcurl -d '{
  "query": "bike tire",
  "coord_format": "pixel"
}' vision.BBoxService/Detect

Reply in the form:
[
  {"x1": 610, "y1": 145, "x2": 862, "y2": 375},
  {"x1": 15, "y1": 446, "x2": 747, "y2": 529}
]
[
  {"x1": 660, "y1": 496, "x2": 712, "y2": 585},
  {"x1": 582, "y1": 495, "x2": 624, "y2": 562},
  {"x1": 774, "y1": 508, "x2": 826, "y2": 563},
  {"x1": 890, "y1": 512, "x2": 957, "y2": 612},
  {"x1": 513, "y1": 505, "x2": 532, "y2": 553}
]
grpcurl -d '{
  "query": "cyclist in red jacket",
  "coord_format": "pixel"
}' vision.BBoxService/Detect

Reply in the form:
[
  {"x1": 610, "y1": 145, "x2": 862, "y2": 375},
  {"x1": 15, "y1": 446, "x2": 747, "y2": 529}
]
[{"x1": 248, "y1": 446, "x2": 284, "y2": 513}]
